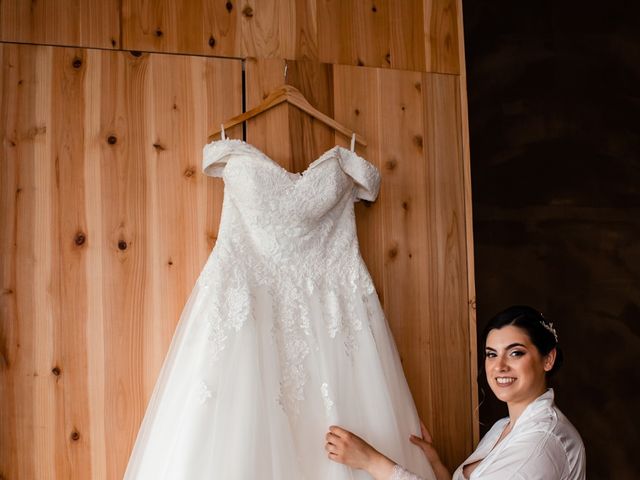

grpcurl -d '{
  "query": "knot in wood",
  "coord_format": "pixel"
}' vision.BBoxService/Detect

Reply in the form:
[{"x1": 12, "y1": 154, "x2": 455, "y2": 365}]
[
  {"x1": 70, "y1": 430, "x2": 80, "y2": 441},
  {"x1": 107, "y1": 135, "x2": 117, "y2": 145},
  {"x1": 72, "y1": 58, "x2": 82, "y2": 69},
  {"x1": 118, "y1": 240, "x2": 128, "y2": 251},
  {"x1": 225, "y1": 1, "x2": 233, "y2": 12},
  {"x1": 208, "y1": 36, "x2": 216, "y2": 48},
  {"x1": 242, "y1": 5, "x2": 254, "y2": 17},
  {"x1": 385, "y1": 158, "x2": 398, "y2": 171},
  {"x1": 74, "y1": 233, "x2": 86, "y2": 245},
  {"x1": 51, "y1": 366, "x2": 61, "y2": 376}
]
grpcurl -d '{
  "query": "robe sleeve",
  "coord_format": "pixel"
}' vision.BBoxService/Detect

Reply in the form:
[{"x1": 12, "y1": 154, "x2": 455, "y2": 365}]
[
  {"x1": 474, "y1": 431, "x2": 582, "y2": 480},
  {"x1": 337, "y1": 148, "x2": 381, "y2": 202}
]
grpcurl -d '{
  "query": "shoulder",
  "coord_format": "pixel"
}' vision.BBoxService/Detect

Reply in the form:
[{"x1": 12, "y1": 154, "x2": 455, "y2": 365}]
[{"x1": 498, "y1": 406, "x2": 585, "y2": 479}]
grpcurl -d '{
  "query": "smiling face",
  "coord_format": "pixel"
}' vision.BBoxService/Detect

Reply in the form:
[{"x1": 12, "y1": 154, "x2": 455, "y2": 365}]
[{"x1": 485, "y1": 325, "x2": 556, "y2": 410}]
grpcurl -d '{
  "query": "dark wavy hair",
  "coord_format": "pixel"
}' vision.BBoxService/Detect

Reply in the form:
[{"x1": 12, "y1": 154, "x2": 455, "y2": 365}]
[{"x1": 481, "y1": 305, "x2": 564, "y2": 377}]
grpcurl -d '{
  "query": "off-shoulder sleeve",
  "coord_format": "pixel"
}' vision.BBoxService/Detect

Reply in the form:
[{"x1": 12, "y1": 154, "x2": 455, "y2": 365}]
[
  {"x1": 202, "y1": 139, "x2": 239, "y2": 177},
  {"x1": 337, "y1": 148, "x2": 381, "y2": 202},
  {"x1": 389, "y1": 465, "x2": 424, "y2": 480}
]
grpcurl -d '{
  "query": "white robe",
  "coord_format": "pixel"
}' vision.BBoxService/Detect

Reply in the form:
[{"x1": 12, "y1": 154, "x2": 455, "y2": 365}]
[{"x1": 390, "y1": 389, "x2": 585, "y2": 480}]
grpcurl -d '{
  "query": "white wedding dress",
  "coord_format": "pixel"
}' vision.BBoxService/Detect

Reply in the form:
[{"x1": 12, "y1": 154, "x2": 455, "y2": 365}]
[{"x1": 123, "y1": 138, "x2": 436, "y2": 480}]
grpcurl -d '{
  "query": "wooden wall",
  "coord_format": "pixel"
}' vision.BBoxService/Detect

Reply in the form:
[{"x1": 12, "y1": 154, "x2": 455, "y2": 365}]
[
  {"x1": 0, "y1": 2, "x2": 476, "y2": 478},
  {"x1": 1, "y1": 0, "x2": 460, "y2": 73}
]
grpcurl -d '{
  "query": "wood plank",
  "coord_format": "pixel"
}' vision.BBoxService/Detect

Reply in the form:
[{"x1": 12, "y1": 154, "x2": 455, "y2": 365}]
[
  {"x1": 0, "y1": 42, "x2": 44, "y2": 480},
  {"x1": 240, "y1": 0, "x2": 318, "y2": 61},
  {"x1": 389, "y1": 0, "x2": 426, "y2": 71},
  {"x1": 244, "y1": 58, "x2": 293, "y2": 168},
  {"x1": 0, "y1": 0, "x2": 120, "y2": 49},
  {"x1": 122, "y1": 0, "x2": 240, "y2": 57},
  {"x1": 0, "y1": 43, "x2": 242, "y2": 479},
  {"x1": 375, "y1": 67, "x2": 434, "y2": 437},
  {"x1": 0, "y1": 0, "x2": 461, "y2": 73},
  {"x1": 423, "y1": 0, "x2": 461, "y2": 74},
  {"x1": 421, "y1": 72, "x2": 471, "y2": 468},
  {"x1": 454, "y1": 0, "x2": 479, "y2": 445},
  {"x1": 282, "y1": 60, "x2": 335, "y2": 171},
  {"x1": 318, "y1": 0, "x2": 391, "y2": 68},
  {"x1": 49, "y1": 45, "x2": 93, "y2": 479}
]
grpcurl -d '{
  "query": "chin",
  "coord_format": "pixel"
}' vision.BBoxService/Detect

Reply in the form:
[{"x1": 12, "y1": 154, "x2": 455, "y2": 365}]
[{"x1": 490, "y1": 384, "x2": 518, "y2": 403}]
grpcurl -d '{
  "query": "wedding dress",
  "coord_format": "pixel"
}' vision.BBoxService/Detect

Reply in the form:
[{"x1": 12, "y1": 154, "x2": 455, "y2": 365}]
[{"x1": 123, "y1": 138, "x2": 436, "y2": 480}]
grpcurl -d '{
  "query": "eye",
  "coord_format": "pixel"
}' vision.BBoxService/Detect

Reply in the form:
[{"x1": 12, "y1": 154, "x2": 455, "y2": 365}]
[
  {"x1": 485, "y1": 351, "x2": 496, "y2": 358},
  {"x1": 509, "y1": 350, "x2": 525, "y2": 357}
]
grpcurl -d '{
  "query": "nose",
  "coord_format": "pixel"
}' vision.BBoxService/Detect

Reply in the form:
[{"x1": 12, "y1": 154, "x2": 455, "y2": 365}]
[{"x1": 493, "y1": 355, "x2": 508, "y2": 372}]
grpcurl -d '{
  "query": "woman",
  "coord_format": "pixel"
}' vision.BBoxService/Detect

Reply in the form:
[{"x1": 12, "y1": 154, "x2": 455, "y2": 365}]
[{"x1": 325, "y1": 306, "x2": 586, "y2": 479}]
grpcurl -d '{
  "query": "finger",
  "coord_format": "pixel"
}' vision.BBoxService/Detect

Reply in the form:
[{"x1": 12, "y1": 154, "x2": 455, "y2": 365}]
[
  {"x1": 329, "y1": 425, "x2": 348, "y2": 437},
  {"x1": 327, "y1": 451, "x2": 341, "y2": 463},
  {"x1": 420, "y1": 421, "x2": 433, "y2": 443},
  {"x1": 326, "y1": 431, "x2": 338, "y2": 442},
  {"x1": 410, "y1": 435, "x2": 428, "y2": 448}
]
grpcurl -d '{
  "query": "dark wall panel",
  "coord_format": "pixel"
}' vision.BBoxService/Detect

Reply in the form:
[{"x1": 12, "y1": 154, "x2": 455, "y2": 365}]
[{"x1": 462, "y1": 1, "x2": 640, "y2": 479}]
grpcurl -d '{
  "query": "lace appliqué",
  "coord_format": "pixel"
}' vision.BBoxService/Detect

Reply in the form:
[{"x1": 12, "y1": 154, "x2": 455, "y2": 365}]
[
  {"x1": 389, "y1": 465, "x2": 424, "y2": 480},
  {"x1": 320, "y1": 383, "x2": 335, "y2": 417},
  {"x1": 197, "y1": 138, "x2": 380, "y2": 418},
  {"x1": 196, "y1": 380, "x2": 213, "y2": 405}
]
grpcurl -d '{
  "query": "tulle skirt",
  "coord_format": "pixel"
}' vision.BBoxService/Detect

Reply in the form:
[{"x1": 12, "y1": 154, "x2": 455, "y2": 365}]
[{"x1": 123, "y1": 278, "x2": 436, "y2": 480}]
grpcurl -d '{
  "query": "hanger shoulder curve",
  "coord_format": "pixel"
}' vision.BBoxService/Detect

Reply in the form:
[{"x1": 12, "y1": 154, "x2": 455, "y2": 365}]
[{"x1": 209, "y1": 85, "x2": 366, "y2": 147}]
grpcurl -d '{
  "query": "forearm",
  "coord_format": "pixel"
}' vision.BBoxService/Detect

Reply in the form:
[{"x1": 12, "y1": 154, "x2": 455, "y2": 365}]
[
  {"x1": 429, "y1": 459, "x2": 452, "y2": 480},
  {"x1": 363, "y1": 450, "x2": 397, "y2": 480},
  {"x1": 365, "y1": 453, "x2": 451, "y2": 480}
]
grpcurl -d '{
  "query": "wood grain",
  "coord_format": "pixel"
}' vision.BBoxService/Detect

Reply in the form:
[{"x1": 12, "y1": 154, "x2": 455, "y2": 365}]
[
  {"x1": 118, "y1": 0, "x2": 459, "y2": 73},
  {"x1": 454, "y1": 0, "x2": 479, "y2": 445},
  {"x1": 423, "y1": 0, "x2": 461, "y2": 74},
  {"x1": 421, "y1": 72, "x2": 472, "y2": 467},
  {"x1": 0, "y1": 0, "x2": 120, "y2": 49},
  {"x1": 0, "y1": 43, "x2": 242, "y2": 479}
]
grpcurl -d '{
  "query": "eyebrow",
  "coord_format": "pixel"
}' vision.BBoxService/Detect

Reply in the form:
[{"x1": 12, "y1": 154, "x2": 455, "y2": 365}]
[{"x1": 485, "y1": 343, "x2": 527, "y2": 351}]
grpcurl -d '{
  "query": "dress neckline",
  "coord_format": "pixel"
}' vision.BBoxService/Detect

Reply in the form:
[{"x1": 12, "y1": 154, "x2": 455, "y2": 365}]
[{"x1": 210, "y1": 138, "x2": 352, "y2": 180}]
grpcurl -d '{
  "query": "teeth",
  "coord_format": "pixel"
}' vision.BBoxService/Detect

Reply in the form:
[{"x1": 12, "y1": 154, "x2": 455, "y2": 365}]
[{"x1": 496, "y1": 377, "x2": 515, "y2": 385}]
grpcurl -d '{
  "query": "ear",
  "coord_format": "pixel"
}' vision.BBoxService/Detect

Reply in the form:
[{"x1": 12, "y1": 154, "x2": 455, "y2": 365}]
[{"x1": 543, "y1": 348, "x2": 557, "y2": 372}]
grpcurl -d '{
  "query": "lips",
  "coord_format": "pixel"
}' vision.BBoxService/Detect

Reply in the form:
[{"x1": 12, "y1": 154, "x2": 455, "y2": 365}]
[{"x1": 495, "y1": 377, "x2": 516, "y2": 386}]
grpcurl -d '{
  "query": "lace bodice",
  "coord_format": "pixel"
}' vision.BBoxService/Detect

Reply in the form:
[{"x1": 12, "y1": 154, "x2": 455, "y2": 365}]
[{"x1": 197, "y1": 139, "x2": 381, "y2": 415}]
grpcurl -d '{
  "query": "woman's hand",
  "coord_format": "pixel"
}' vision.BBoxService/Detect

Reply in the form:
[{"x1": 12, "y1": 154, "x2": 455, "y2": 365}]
[
  {"x1": 325, "y1": 426, "x2": 396, "y2": 479},
  {"x1": 410, "y1": 422, "x2": 451, "y2": 480}
]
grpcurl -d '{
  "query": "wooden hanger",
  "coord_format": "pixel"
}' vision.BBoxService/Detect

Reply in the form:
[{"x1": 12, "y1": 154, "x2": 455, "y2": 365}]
[{"x1": 208, "y1": 84, "x2": 367, "y2": 147}]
